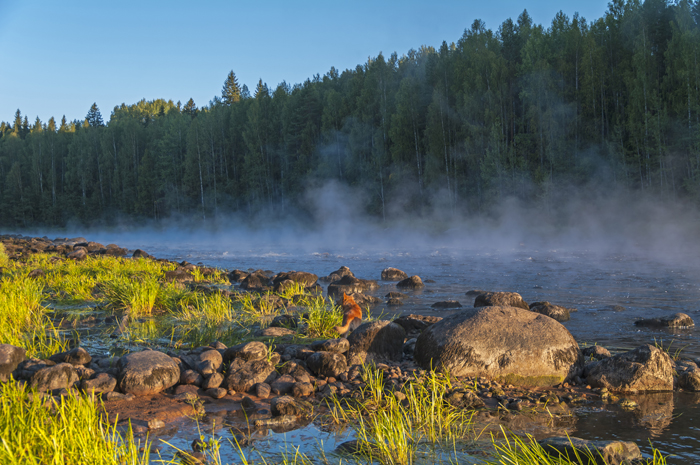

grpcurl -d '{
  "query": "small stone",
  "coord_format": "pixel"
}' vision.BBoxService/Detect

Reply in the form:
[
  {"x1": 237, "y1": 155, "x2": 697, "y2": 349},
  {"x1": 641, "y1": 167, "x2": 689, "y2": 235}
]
[
  {"x1": 205, "y1": 388, "x2": 227, "y2": 399},
  {"x1": 255, "y1": 382, "x2": 271, "y2": 399},
  {"x1": 147, "y1": 419, "x2": 165, "y2": 430}
]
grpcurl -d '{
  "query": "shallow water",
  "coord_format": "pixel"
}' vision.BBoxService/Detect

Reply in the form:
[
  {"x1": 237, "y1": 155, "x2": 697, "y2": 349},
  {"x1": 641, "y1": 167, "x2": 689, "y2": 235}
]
[{"x1": 83, "y1": 235, "x2": 700, "y2": 463}]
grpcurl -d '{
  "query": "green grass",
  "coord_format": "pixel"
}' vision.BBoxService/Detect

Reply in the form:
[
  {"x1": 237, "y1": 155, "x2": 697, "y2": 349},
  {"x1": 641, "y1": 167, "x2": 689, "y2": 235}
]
[
  {"x1": 0, "y1": 242, "x2": 9, "y2": 267},
  {"x1": 0, "y1": 379, "x2": 151, "y2": 465}
]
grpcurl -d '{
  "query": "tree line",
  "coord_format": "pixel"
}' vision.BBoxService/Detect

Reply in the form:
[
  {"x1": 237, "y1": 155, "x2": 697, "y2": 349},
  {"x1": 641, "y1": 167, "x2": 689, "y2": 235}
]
[{"x1": 3, "y1": 0, "x2": 700, "y2": 228}]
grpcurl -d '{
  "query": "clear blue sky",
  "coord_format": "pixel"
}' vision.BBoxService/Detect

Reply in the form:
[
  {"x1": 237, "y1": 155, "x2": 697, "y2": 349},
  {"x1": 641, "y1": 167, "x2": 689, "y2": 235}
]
[{"x1": 0, "y1": 0, "x2": 611, "y2": 125}]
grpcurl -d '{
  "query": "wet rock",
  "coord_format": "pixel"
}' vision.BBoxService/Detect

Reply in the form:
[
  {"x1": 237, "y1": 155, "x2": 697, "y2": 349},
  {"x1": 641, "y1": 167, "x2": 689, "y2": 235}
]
[
  {"x1": 49, "y1": 347, "x2": 92, "y2": 366},
  {"x1": 677, "y1": 369, "x2": 700, "y2": 391},
  {"x1": 528, "y1": 301, "x2": 570, "y2": 322},
  {"x1": 445, "y1": 389, "x2": 485, "y2": 409},
  {"x1": 465, "y1": 290, "x2": 487, "y2": 296},
  {"x1": 272, "y1": 271, "x2": 318, "y2": 288},
  {"x1": 66, "y1": 247, "x2": 88, "y2": 261},
  {"x1": 224, "y1": 359, "x2": 276, "y2": 393},
  {"x1": 174, "y1": 384, "x2": 199, "y2": 396},
  {"x1": 381, "y1": 267, "x2": 408, "y2": 281},
  {"x1": 27, "y1": 268, "x2": 45, "y2": 279},
  {"x1": 320, "y1": 266, "x2": 354, "y2": 283},
  {"x1": 386, "y1": 292, "x2": 406, "y2": 299},
  {"x1": 634, "y1": 313, "x2": 695, "y2": 328},
  {"x1": 271, "y1": 374, "x2": 296, "y2": 395},
  {"x1": 311, "y1": 338, "x2": 350, "y2": 354},
  {"x1": 81, "y1": 373, "x2": 117, "y2": 394},
  {"x1": 132, "y1": 249, "x2": 152, "y2": 259},
  {"x1": 415, "y1": 306, "x2": 582, "y2": 386},
  {"x1": 584, "y1": 345, "x2": 674, "y2": 392},
  {"x1": 392, "y1": 314, "x2": 442, "y2": 338},
  {"x1": 583, "y1": 346, "x2": 612, "y2": 360},
  {"x1": 396, "y1": 275, "x2": 424, "y2": 289},
  {"x1": 292, "y1": 382, "x2": 315, "y2": 397},
  {"x1": 30, "y1": 363, "x2": 79, "y2": 392},
  {"x1": 538, "y1": 437, "x2": 642, "y2": 465},
  {"x1": 346, "y1": 320, "x2": 406, "y2": 365},
  {"x1": 240, "y1": 272, "x2": 271, "y2": 290},
  {"x1": 227, "y1": 269, "x2": 249, "y2": 283},
  {"x1": 387, "y1": 298, "x2": 403, "y2": 306},
  {"x1": 306, "y1": 352, "x2": 348, "y2": 378},
  {"x1": 270, "y1": 314, "x2": 299, "y2": 329},
  {"x1": 205, "y1": 388, "x2": 228, "y2": 399},
  {"x1": 474, "y1": 292, "x2": 529, "y2": 310},
  {"x1": 202, "y1": 373, "x2": 224, "y2": 389},
  {"x1": 327, "y1": 275, "x2": 379, "y2": 297},
  {"x1": 431, "y1": 300, "x2": 462, "y2": 309},
  {"x1": 147, "y1": 418, "x2": 165, "y2": 430},
  {"x1": 347, "y1": 293, "x2": 381, "y2": 306},
  {"x1": 223, "y1": 341, "x2": 268, "y2": 363},
  {"x1": 117, "y1": 350, "x2": 180, "y2": 396},
  {"x1": 270, "y1": 395, "x2": 312, "y2": 417},
  {"x1": 180, "y1": 369, "x2": 203, "y2": 386},
  {"x1": 254, "y1": 327, "x2": 296, "y2": 337},
  {"x1": 0, "y1": 344, "x2": 26, "y2": 382},
  {"x1": 176, "y1": 451, "x2": 206, "y2": 465}
]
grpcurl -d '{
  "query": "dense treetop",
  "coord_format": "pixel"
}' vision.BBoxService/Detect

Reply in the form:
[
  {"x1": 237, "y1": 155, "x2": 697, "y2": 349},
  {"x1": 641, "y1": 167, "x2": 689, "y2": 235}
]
[{"x1": 2, "y1": 1, "x2": 700, "y2": 228}]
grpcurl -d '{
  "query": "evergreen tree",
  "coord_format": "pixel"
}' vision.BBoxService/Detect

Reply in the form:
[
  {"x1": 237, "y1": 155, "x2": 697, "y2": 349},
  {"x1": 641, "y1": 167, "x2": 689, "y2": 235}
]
[
  {"x1": 222, "y1": 71, "x2": 242, "y2": 104},
  {"x1": 86, "y1": 103, "x2": 104, "y2": 127}
]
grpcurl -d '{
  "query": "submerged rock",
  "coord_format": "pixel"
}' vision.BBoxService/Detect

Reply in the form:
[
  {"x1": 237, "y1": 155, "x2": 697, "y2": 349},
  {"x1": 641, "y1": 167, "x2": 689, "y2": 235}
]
[
  {"x1": 529, "y1": 301, "x2": 570, "y2": 322},
  {"x1": 381, "y1": 267, "x2": 408, "y2": 281},
  {"x1": 584, "y1": 344, "x2": 674, "y2": 392},
  {"x1": 396, "y1": 275, "x2": 425, "y2": 289},
  {"x1": 414, "y1": 306, "x2": 582, "y2": 386},
  {"x1": 327, "y1": 275, "x2": 379, "y2": 297},
  {"x1": 538, "y1": 437, "x2": 642, "y2": 465},
  {"x1": 634, "y1": 313, "x2": 694, "y2": 328}
]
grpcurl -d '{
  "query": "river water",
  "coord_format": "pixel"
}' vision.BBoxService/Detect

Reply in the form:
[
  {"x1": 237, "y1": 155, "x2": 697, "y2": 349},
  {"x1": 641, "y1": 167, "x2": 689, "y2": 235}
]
[{"x1": 85, "y1": 231, "x2": 700, "y2": 464}]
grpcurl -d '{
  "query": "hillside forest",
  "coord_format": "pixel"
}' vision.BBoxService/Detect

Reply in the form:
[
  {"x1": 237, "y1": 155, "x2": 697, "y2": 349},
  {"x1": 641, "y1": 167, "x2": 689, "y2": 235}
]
[{"x1": 2, "y1": 0, "x2": 700, "y2": 228}]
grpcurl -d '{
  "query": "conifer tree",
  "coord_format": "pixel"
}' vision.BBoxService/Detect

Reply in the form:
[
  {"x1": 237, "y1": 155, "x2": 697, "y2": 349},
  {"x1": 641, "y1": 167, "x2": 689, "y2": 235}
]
[
  {"x1": 86, "y1": 103, "x2": 104, "y2": 127},
  {"x1": 222, "y1": 71, "x2": 242, "y2": 104}
]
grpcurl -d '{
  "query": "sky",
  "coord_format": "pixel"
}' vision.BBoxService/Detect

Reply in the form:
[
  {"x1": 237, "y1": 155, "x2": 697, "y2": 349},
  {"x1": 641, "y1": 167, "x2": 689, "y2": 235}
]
[{"x1": 0, "y1": 0, "x2": 611, "y2": 125}]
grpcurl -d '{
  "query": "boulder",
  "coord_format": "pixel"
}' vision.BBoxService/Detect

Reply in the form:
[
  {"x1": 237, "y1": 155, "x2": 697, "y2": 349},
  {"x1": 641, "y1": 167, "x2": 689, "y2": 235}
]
[
  {"x1": 306, "y1": 352, "x2": 348, "y2": 378},
  {"x1": 81, "y1": 373, "x2": 117, "y2": 394},
  {"x1": 430, "y1": 300, "x2": 462, "y2": 309},
  {"x1": 0, "y1": 344, "x2": 26, "y2": 382},
  {"x1": 270, "y1": 374, "x2": 296, "y2": 395},
  {"x1": 678, "y1": 369, "x2": 700, "y2": 391},
  {"x1": 414, "y1": 306, "x2": 582, "y2": 386},
  {"x1": 392, "y1": 314, "x2": 442, "y2": 338},
  {"x1": 538, "y1": 437, "x2": 642, "y2": 465},
  {"x1": 224, "y1": 359, "x2": 276, "y2": 393},
  {"x1": 49, "y1": 347, "x2": 92, "y2": 366},
  {"x1": 529, "y1": 301, "x2": 570, "y2": 322},
  {"x1": 582, "y1": 346, "x2": 612, "y2": 360},
  {"x1": 634, "y1": 313, "x2": 695, "y2": 328},
  {"x1": 132, "y1": 249, "x2": 152, "y2": 259},
  {"x1": 202, "y1": 373, "x2": 224, "y2": 390},
  {"x1": 346, "y1": 321, "x2": 406, "y2": 365},
  {"x1": 272, "y1": 271, "x2": 318, "y2": 288},
  {"x1": 474, "y1": 292, "x2": 529, "y2": 310},
  {"x1": 584, "y1": 345, "x2": 674, "y2": 392},
  {"x1": 381, "y1": 268, "x2": 408, "y2": 281},
  {"x1": 223, "y1": 341, "x2": 268, "y2": 363},
  {"x1": 66, "y1": 247, "x2": 87, "y2": 261},
  {"x1": 327, "y1": 275, "x2": 379, "y2": 297},
  {"x1": 396, "y1": 275, "x2": 424, "y2": 289},
  {"x1": 270, "y1": 395, "x2": 312, "y2": 417},
  {"x1": 30, "y1": 363, "x2": 79, "y2": 392},
  {"x1": 227, "y1": 269, "x2": 249, "y2": 283},
  {"x1": 240, "y1": 272, "x2": 271, "y2": 291},
  {"x1": 117, "y1": 350, "x2": 180, "y2": 396},
  {"x1": 320, "y1": 266, "x2": 355, "y2": 283},
  {"x1": 310, "y1": 338, "x2": 350, "y2": 354}
]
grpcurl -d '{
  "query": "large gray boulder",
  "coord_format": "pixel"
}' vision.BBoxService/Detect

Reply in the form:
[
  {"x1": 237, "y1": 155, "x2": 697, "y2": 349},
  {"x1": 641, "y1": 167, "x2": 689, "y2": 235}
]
[
  {"x1": 346, "y1": 321, "x2": 406, "y2": 365},
  {"x1": 414, "y1": 306, "x2": 582, "y2": 386},
  {"x1": 0, "y1": 344, "x2": 26, "y2": 382},
  {"x1": 584, "y1": 344, "x2": 674, "y2": 392},
  {"x1": 117, "y1": 350, "x2": 180, "y2": 396}
]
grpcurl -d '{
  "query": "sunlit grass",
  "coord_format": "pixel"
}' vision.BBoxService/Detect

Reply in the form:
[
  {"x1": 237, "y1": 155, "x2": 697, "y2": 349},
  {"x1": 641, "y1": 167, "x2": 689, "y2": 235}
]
[
  {"x1": 0, "y1": 379, "x2": 151, "y2": 465},
  {"x1": 0, "y1": 242, "x2": 9, "y2": 267}
]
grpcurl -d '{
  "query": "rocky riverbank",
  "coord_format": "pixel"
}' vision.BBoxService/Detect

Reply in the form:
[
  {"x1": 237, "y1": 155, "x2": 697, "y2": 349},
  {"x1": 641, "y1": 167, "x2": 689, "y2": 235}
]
[{"x1": 1, "y1": 233, "x2": 694, "y2": 464}]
